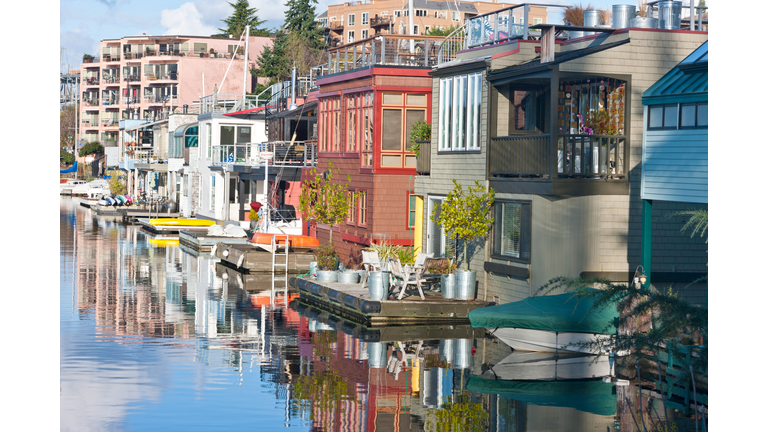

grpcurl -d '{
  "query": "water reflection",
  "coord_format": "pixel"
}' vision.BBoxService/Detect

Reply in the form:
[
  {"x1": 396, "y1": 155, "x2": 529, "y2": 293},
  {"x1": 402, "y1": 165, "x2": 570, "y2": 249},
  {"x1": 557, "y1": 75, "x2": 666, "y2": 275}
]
[{"x1": 61, "y1": 197, "x2": 618, "y2": 431}]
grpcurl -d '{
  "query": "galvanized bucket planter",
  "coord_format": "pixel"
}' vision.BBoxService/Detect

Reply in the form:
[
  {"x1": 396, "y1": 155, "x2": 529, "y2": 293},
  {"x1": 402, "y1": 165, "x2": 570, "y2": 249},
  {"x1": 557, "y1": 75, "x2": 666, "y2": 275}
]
[
  {"x1": 453, "y1": 338, "x2": 474, "y2": 369},
  {"x1": 368, "y1": 271, "x2": 390, "y2": 300},
  {"x1": 367, "y1": 342, "x2": 387, "y2": 368},
  {"x1": 439, "y1": 339, "x2": 455, "y2": 364},
  {"x1": 441, "y1": 274, "x2": 457, "y2": 299},
  {"x1": 316, "y1": 270, "x2": 338, "y2": 283},
  {"x1": 338, "y1": 270, "x2": 360, "y2": 284},
  {"x1": 456, "y1": 270, "x2": 477, "y2": 300}
]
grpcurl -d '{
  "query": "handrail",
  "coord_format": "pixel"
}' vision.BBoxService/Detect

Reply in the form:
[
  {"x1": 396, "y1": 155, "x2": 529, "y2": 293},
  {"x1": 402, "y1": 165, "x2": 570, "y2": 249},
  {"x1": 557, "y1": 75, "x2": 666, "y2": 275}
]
[{"x1": 436, "y1": 23, "x2": 467, "y2": 65}]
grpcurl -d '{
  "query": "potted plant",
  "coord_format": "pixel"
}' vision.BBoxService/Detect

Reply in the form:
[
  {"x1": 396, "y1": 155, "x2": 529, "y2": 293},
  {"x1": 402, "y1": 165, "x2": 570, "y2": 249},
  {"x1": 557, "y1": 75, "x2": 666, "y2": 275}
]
[
  {"x1": 408, "y1": 120, "x2": 431, "y2": 158},
  {"x1": 83, "y1": 54, "x2": 94, "y2": 63},
  {"x1": 209, "y1": 48, "x2": 216, "y2": 57},
  {"x1": 315, "y1": 242, "x2": 339, "y2": 283},
  {"x1": 630, "y1": 0, "x2": 657, "y2": 27},
  {"x1": 438, "y1": 261, "x2": 458, "y2": 299},
  {"x1": 431, "y1": 180, "x2": 495, "y2": 300}
]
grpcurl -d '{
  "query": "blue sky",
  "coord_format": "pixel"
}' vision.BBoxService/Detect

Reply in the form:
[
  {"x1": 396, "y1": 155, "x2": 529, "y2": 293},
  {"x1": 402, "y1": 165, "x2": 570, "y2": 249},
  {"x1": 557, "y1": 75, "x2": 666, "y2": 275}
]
[{"x1": 58, "y1": 0, "x2": 678, "y2": 73}]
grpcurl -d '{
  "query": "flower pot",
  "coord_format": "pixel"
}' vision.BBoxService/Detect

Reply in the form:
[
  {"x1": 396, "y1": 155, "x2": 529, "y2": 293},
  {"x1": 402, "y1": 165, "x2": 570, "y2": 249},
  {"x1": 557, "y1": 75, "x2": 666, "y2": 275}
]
[
  {"x1": 439, "y1": 339, "x2": 455, "y2": 364},
  {"x1": 338, "y1": 270, "x2": 360, "y2": 284},
  {"x1": 368, "y1": 271, "x2": 390, "y2": 300},
  {"x1": 367, "y1": 342, "x2": 387, "y2": 368},
  {"x1": 456, "y1": 270, "x2": 477, "y2": 300},
  {"x1": 453, "y1": 338, "x2": 474, "y2": 369},
  {"x1": 317, "y1": 270, "x2": 338, "y2": 283},
  {"x1": 441, "y1": 274, "x2": 457, "y2": 299}
]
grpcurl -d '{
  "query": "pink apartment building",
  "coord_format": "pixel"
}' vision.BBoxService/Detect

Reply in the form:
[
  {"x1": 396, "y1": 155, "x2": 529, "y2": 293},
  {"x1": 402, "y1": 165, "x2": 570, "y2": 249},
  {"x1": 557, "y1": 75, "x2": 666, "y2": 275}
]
[{"x1": 78, "y1": 35, "x2": 272, "y2": 150}]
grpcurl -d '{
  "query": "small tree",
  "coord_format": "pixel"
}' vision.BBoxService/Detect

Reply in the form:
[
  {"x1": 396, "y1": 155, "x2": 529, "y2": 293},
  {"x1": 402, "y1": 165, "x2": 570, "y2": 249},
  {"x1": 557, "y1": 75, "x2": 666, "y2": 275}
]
[
  {"x1": 217, "y1": 0, "x2": 270, "y2": 38},
  {"x1": 431, "y1": 180, "x2": 495, "y2": 271},
  {"x1": 299, "y1": 161, "x2": 355, "y2": 243},
  {"x1": 107, "y1": 169, "x2": 126, "y2": 195},
  {"x1": 408, "y1": 120, "x2": 430, "y2": 157}
]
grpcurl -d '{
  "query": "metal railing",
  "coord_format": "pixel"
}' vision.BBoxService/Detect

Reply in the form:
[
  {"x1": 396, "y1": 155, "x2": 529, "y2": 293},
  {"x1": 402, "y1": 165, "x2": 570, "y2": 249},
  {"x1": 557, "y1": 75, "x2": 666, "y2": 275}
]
[
  {"x1": 84, "y1": 77, "x2": 99, "y2": 86},
  {"x1": 102, "y1": 75, "x2": 120, "y2": 84},
  {"x1": 101, "y1": 96, "x2": 120, "y2": 106},
  {"x1": 83, "y1": 99, "x2": 100, "y2": 107},
  {"x1": 199, "y1": 93, "x2": 266, "y2": 114},
  {"x1": 489, "y1": 134, "x2": 551, "y2": 177},
  {"x1": 415, "y1": 140, "x2": 431, "y2": 175},
  {"x1": 370, "y1": 16, "x2": 394, "y2": 27},
  {"x1": 123, "y1": 50, "x2": 246, "y2": 60},
  {"x1": 211, "y1": 141, "x2": 317, "y2": 167},
  {"x1": 319, "y1": 35, "x2": 439, "y2": 76},
  {"x1": 557, "y1": 134, "x2": 626, "y2": 177},
  {"x1": 101, "y1": 54, "x2": 121, "y2": 62}
]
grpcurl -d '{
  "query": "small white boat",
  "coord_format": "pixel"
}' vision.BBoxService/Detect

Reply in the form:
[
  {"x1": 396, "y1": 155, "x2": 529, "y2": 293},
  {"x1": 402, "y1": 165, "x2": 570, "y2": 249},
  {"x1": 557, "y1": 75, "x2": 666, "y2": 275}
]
[
  {"x1": 489, "y1": 327, "x2": 615, "y2": 354},
  {"x1": 72, "y1": 179, "x2": 110, "y2": 198},
  {"x1": 480, "y1": 351, "x2": 612, "y2": 381},
  {"x1": 60, "y1": 179, "x2": 86, "y2": 195}
]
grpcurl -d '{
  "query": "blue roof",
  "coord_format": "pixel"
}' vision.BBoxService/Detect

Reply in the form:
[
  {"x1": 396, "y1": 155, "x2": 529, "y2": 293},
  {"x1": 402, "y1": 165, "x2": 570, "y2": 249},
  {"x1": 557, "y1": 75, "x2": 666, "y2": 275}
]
[{"x1": 643, "y1": 41, "x2": 708, "y2": 105}]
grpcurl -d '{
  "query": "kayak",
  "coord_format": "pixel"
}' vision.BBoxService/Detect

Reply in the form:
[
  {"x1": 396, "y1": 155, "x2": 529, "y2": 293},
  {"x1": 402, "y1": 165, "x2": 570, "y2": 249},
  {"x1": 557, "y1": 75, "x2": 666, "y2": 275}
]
[
  {"x1": 249, "y1": 233, "x2": 320, "y2": 248},
  {"x1": 149, "y1": 218, "x2": 216, "y2": 227}
]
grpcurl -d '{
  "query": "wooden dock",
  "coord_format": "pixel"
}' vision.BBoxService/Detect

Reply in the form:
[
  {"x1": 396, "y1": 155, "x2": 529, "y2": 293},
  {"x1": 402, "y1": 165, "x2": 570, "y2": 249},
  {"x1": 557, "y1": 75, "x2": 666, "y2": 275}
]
[
  {"x1": 179, "y1": 230, "x2": 251, "y2": 252},
  {"x1": 138, "y1": 218, "x2": 211, "y2": 234},
  {"x1": 293, "y1": 301, "x2": 484, "y2": 342},
  {"x1": 212, "y1": 242, "x2": 314, "y2": 273},
  {"x1": 290, "y1": 276, "x2": 492, "y2": 326}
]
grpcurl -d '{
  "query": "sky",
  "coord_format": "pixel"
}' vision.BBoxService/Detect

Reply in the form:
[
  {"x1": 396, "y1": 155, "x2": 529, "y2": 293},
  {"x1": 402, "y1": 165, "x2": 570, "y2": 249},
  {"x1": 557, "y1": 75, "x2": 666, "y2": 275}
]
[{"x1": 58, "y1": 0, "x2": 698, "y2": 73}]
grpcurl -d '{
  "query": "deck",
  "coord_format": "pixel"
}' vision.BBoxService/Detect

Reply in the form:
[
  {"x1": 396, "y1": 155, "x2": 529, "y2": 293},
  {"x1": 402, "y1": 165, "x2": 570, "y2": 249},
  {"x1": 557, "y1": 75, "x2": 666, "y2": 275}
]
[
  {"x1": 137, "y1": 218, "x2": 212, "y2": 234},
  {"x1": 179, "y1": 230, "x2": 250, "y2": 251},
  {"x1": 290, "y1": 276, "x2": 492, "y2": 326},
  {"x1": 212, "y1": 242, "x2": 314, "y2": 274}
]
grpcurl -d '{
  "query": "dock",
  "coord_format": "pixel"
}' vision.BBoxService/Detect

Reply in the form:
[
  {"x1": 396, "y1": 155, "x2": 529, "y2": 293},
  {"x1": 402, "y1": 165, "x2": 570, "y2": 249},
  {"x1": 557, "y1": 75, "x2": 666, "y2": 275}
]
[
  {"x1": 213, "y1": 242, "x2": 314, "y2": 273},
  {"x1": 137, "y1": 218, "x2": 211, "y2": 234},
  {"x1": 290, "y1": 277, "x2": 492, "y2": 326},
  {"x1": 179, "y1": 230, "x2": 251, "y2": 252}
]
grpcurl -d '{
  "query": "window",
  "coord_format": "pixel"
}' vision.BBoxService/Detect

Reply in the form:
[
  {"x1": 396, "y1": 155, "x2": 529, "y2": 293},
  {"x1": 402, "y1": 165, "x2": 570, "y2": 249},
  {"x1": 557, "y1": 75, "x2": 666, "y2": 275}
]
[
  {"x1": 394, "y1": 10, "x2": 401, "y2": 17},
  {"x1": 425, "y1": 26, "x2": 431, "y2": 33},
  {"x1": 648, "y1": 104, "x2": 678, "y2": 130},
  {"x1": 452, "y1": 11, "x2": 460, "y2": 21},
  {"x1": 533, "y1": 18, "x2": 543, "y2": 25},
  {"x1": 348, "y1": 191, "x2": 357, "y2": 224},
  {"x1": 359, "y1": 191, "x2": 367, "y2": 226},
  {"x1": 382, "y1": 11, "x2": 388, "y2": 15},
  {"x1": 414, "y1": 25, "x2": 419, "y2": 35},
  {"x1": 416, "y1": 9, "x2": 428, "y2": 17},
  {"x1": 362, "y1": 12, "x2": 368, "y2": 25},
  {"x1": 403, "y1": 9, "x2": 409, "y2": 17},
  {"x1": 319, "y1": 18, "x2": 327, "y2": 27},
  {"x1": 348, "y1": 13, "x2": 355, "y2": 26},
  {"x1": 362, "y1": 29, "x2": 369, "y2": 39},
  {"x1": 408, "y1": 194, "x2": 417, "y2": 228},
  {"x1": 439, "y1": 72, "x2": 482, "y2": 151},
  {"x1": 381, "y1": 92, "x2": 428, "y2": 168},
  {"x1": 679, "y1": 102, "x2": 707, "y2": 129},
  {"x1": 348, "y1": 30, "x2": 355, "y2": 43},
  {"x1": 319, "y1": 96, "x2": 342, "y2": 152},
  {"x1": 493, "y1": 201, "x2": 531, "y2": 261},
  {"x1": 210, "y1": 175, "x2": 216, "y2": 211}
]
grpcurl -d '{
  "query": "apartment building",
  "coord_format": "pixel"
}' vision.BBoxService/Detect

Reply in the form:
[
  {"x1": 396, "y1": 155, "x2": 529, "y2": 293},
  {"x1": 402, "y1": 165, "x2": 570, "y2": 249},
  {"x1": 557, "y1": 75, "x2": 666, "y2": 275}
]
[
  {"x1": 317, "y1": 0, "x2": 547, "y2": 46},
  {"x1": 78, "y1": 34, "x2": 271, "y2": 156}
]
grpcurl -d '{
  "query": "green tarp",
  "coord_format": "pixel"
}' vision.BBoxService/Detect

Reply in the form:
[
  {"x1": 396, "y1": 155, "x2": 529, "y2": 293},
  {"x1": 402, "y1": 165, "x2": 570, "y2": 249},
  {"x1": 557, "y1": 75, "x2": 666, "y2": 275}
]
[
  {"x1": 467, "y1": 376, "x2": 617, "y2": 416},
  {"x1": 468, "y1": 290, "x2": 618, "y2": 335}
]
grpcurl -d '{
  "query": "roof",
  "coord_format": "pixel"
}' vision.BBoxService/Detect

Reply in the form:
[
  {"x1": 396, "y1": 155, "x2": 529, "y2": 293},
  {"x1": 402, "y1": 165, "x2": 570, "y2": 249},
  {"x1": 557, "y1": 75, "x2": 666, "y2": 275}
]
[
  {"x1": 643, "y1": 41, "x2": 708, "y2": 105},
  {"x1": 488, "y1": 38, "x2": 630, "y2": 83}
]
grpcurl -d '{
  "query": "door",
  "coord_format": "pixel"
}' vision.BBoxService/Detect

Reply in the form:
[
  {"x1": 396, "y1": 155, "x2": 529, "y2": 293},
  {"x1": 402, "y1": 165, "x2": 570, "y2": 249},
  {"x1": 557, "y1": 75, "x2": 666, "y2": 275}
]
[{"x1": 427, "y1": 197, "x2": 459, "y2": 260}]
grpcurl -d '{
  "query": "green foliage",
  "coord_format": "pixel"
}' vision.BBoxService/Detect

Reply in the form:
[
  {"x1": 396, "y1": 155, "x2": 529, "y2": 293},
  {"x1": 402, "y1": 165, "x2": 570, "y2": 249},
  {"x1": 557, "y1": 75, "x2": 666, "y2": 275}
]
[
  {"x1": 426, "y1": 392, "x2": 489, "y2": 432},
  {"x1": 366, "y1": 242, "x2": 403, "y2": 260},
  {"x1": 60, "y1": 149, "x2": 75, "y2": 165},
  {"x1": 537, "y1": 276, "x2": 707, "y2": 384},
  {"x1": 78, "y1": 142, "x2": 103, "y2": 157},
  {"x1": 217, "y1": 0, "x2": 270, "y2": 38},
  {"x1": 425, "y1": 25, "x2": 460, "y2": 37},
  {"x1": 106, "y1": 169, "x2": 126, "y2": 195},
  {"x1": 248, "y1": 208, "x2": 259, "y2": 222},
  {"x1": 431, "y1": 180, "x2": 495, "y2": 270},
  {"x1": 284, "y1": 0, "x2": 325, "y2": 50},
  {"x1": 299, "y1": 161, "x2": 355, "y2": 243},
  {"x1": 408, "y1": 121, "x2": 430, "y2": 157},
  {"x1": 293, "y1": 369, "x2": 357, "y2": 417},
  {"x1": 395, "y1": 247, "x2": 416, "y2": 264},
  {"x1": 314, "y1": 242, "x2": 338, "y2": 270},
  {"x1": 82, "y1": 53, "x2": 94, "y2": 62},
  {"x1": 254, "y1": 30, "x2": 291, "y2": 82},
  {"x1": 668, "y1": 209, "x2": 708, "y2": 243}
]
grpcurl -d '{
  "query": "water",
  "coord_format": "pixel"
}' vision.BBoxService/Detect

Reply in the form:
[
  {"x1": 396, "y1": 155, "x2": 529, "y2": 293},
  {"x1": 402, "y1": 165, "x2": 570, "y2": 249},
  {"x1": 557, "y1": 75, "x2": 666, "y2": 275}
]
[{"x1": 60, "y1": 197, "x2": 617, "y2": 431}]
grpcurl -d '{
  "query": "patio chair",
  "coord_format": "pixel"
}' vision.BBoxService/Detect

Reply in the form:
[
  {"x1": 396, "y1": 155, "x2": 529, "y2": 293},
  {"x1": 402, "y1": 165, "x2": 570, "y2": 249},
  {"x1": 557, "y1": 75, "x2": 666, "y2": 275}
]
[
  {"x1": 389, "y1": 258, "x2": 425, "y2": 300},
  {"x1": 422, "y1": 257, "x2": 452, "y2": 291},
  {"x1": 360, "y1": 250, "x2": 381, "y2": 287}
]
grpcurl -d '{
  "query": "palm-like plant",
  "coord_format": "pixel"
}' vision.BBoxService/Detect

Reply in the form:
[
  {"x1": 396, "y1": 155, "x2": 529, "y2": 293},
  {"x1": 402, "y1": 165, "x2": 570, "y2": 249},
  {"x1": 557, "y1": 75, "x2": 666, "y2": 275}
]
[{"x1": 669, "y1": 209, "x2": 708, "y2": 242}]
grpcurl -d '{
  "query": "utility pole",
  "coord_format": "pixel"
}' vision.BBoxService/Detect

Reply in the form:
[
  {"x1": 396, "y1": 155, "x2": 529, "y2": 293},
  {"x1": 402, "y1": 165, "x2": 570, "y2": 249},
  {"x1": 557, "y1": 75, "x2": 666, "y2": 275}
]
[{"x1": 408, "y1": 0, "x2": 415, "y2": 53}]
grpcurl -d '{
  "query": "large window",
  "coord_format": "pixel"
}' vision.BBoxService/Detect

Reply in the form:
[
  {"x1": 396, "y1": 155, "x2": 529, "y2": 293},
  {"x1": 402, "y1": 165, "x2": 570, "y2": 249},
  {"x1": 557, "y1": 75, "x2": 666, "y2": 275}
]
[
  {"x1": 493, "y1": 201, "x2": 531, "y2": 261},
  {"x1": 319, "y1": 96, "x2": 342, "y2": 152},
  {"x1": 380, "y1": 92, "x2": 428, "y2": 168},
  {"x1": 348, "y1": 14, "x2": 355, "y2": 26},
  {"x1": 362, "y1": 12, "x2": 369, "y2": 25},
  {"x1": 439, "y1": 72, "x2": 482, "y2": 151},
  {"x1": 408, "y1": 194, "x2": 417, "y2": 228},
  {"x1": 345, "y1": 91, "x2": 374, "y2": 163}
]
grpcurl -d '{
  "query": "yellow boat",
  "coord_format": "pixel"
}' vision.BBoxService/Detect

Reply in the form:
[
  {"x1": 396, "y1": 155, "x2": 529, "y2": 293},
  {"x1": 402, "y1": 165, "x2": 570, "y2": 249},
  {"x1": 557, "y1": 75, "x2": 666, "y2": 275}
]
[
  {"x1": 148, "y1": 238, "x2": 179, "y2": 247},
  {"x1": 149, "y1": 218, "x2": 215, "y2": 227}
]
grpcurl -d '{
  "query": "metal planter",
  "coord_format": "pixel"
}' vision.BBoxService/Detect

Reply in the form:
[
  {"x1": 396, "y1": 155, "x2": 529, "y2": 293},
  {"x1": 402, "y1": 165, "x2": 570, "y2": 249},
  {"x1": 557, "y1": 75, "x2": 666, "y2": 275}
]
[
  {"x1": 338, "y1": 271, "x2": 360, "y2": 284},
  {"x1": 456, "y1": 270, "x2": 477, "y2": 300},
  {"x1": 316, "y1": 270, "x2": 338, "y2": 283},
  {"x1": 367, "y1": 342, "x2": 387, "y2": 368},
  {"x1": 441, "y1": 274, "x2": 457, "y2": 299},
  {"x1": 368, "y1": 271, "x2": 390, "y2": 300},
  {"x1": 453, "y1": 338, "x2": 474, "y2": 369},
  {"x1": 629, "y1": 17, "x2": 658, "y2": 29}
]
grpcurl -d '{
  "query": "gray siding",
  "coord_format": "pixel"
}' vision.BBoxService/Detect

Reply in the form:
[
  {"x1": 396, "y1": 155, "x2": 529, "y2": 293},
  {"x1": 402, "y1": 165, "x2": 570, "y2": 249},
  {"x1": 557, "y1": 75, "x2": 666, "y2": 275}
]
[{"x1": 642, "y1": 127, "x2": 708, "y2": 203}]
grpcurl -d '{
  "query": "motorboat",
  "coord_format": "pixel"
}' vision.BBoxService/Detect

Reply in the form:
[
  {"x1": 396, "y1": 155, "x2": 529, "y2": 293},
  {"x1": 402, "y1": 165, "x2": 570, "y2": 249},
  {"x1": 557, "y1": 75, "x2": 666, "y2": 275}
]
[
  {"x1": 468, "y1": 290, "x2": 619, "y2": 354},
  {"x1": 479, "y1": 351, "x2": 612, "y2": 381},
  {"x1": 249, "y1": 233, "x2": 319, "y2": 251},
  {"x1": 72, "y1": 179, "x2": 110, "y2": 197},
  {"x1": 149, "y1": 218, "x2": 215, "y2": 227},
  {"x1": 60, "y1": 179, "x2": 86, "y2": 195}
]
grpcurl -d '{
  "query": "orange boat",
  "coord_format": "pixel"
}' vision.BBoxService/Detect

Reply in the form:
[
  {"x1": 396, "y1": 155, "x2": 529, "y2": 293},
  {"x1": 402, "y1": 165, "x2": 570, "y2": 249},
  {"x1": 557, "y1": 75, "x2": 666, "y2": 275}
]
[{"x1": 249, "y1": 233, "x2": 320, "y2": 249}]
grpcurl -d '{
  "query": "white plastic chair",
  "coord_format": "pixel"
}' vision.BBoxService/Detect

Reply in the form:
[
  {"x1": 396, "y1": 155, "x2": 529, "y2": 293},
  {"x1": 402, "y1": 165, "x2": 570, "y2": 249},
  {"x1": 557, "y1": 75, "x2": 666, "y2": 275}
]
[
  {"x1": 361, "y1": 250, "x2": 381, "y2": 287},
  {"x1": 389, "y1": 258, "x2": 425, "y2": 300}
]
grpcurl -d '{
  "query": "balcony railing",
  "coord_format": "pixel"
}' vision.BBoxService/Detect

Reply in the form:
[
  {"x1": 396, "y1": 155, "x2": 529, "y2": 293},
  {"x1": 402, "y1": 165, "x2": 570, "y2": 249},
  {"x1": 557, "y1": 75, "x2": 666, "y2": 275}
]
[
  {"x1": 123, "y1": 97, "x2": 139, "y2": 105},
  {"x1": 488, "y1": 133, "x2": 628, "y2": 179},
  {"x1": 199, "y1": 94, "x2": 266, "y2": 114},
  {"x1": 211, "y1": 141, "x2": 318, "y2": 167},
  {"x1": 370, "y1": 16, "x2": 393, "y2": 27},
  {"x1": 83, "y1": 99, "x2": 100, "y2": 107},
  {"x1": 489, "y1": 135, "x2": 551, "y2": 177},
  {"x1": 318, "y1": 35, "x2": 439, "y2": 76},
  {"x1": 101, "y1": 54, "x2": 120, "y2": 62},
  {"x1": 102, "y1": 75, "x2": 120, "y2": 84},
  {"x1": 415, "y1": 140, "x2": 431, "y2": 175},
  {"x1": 84, "y1": 77, "x2": 99, "y2": 86},
  {"x1": 101, "y1": 97, "x2": 120, "y2": 106}
]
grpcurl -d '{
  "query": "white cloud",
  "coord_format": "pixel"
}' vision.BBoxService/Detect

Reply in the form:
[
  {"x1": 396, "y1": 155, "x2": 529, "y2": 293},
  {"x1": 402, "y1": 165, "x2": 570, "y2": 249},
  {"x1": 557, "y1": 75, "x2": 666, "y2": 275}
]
[{"x1": 160, "y1": 3, "x2": 218, "y2": 36}]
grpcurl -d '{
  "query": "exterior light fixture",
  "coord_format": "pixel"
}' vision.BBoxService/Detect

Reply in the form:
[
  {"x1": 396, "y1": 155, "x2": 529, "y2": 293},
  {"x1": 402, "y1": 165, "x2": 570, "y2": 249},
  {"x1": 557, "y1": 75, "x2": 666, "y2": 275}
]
[{"x1": 632, "y1": 265, "x2": 647, "y2": 288}]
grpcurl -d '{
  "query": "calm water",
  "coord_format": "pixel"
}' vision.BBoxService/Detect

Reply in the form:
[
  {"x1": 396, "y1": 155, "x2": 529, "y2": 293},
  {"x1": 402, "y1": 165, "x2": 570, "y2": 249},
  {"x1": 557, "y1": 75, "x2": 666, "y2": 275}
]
[{"x1": 60, "y1": 197, "x2": 617, "y2": 431}]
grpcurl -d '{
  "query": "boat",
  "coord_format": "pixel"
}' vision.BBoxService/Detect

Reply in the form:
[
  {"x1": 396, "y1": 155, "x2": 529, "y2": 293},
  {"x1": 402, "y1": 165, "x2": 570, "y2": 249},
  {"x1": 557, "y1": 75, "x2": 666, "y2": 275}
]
[
  {"x1": 72, "y1": 179, "x2": 110, "y2": 197},
  {"x1": 149, "y1": 218, "x2": 215, "y2": 227},
  {"x1": 60, "y1": 179, "x2": 86, "y2": 195},
  {"x1": 249, "y1": 233, "x2": 320, "y2": 250},
  {"x1": 479, "y1": 351, "x2": 612, "y2": 382},
  {"x1": 468, "y1": 290, "x2": 618, "y2": 354}
]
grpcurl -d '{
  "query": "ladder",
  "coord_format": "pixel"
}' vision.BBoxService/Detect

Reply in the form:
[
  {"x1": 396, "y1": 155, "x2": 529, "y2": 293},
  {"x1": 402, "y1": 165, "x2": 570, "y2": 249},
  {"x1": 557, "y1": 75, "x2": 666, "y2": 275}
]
[{"x1": 270, "y1": 234, "x2": 290, "y2": 306}]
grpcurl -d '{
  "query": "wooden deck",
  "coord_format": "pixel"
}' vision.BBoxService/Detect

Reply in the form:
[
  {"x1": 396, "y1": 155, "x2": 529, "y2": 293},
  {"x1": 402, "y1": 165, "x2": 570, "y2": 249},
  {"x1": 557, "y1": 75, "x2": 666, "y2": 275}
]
[
  {"x1": 179, "y1": 230, "x2": 250, "y2": 251},
  {"x1": 291, "y1": 276, "x2": 492, "y2": 326},
  {"x1": 212, "y1": 242, "x2": 314, "y2": 274},
  {"x1": 137, "y1": 218, "x2": 212, "y2": 234}
]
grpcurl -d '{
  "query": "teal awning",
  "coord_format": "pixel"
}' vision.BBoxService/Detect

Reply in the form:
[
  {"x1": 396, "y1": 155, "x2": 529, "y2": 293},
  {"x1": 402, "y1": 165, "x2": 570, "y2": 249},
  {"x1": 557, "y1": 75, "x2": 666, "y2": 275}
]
[
  {"x1": 643, "y1": 41, "x2": 707, "y2": 105},
  {"x1": 468, "y1": 290, "x2": 618, "y2": 335},
  {"x1": 467, "y1": 376, "x2": 617, "y2": 416}
]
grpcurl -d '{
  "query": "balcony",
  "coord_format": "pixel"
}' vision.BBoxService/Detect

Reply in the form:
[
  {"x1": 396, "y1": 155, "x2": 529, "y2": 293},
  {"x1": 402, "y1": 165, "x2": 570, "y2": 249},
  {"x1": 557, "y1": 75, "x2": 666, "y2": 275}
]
[
  {"x1": 370, "y1": 16, "x2": 393, "y2": 27},
  {"x1": 211, "y1": 141, "x2": 318, "y2": 167},
  {"x1": 101, "y1": 54, "x2": 121, "y2": 62},
  {"x1": 84, "y1": 77, "x2": 99, "y2": 86},
  {"x1": 83, "y1": 99, "x2": 100, "y2": 107},
  {"x1": 102, "y1": 75, "x2": 120, "y2": 84},
  {"x1": 199, "y1": 93, "x2": 266, "y2": 114},
  {"x1": 415, "y1": 140, "x2": 431, "y2": 175},
  {"x1": 316, "y1": 35, "x2": 439, "y2": 77},
  {"x1": 328, "y1": 21, "x2": 344, "y2": 31},
  {"x1": 101, "y1": 97, "x2": 120, "y2": 106}
]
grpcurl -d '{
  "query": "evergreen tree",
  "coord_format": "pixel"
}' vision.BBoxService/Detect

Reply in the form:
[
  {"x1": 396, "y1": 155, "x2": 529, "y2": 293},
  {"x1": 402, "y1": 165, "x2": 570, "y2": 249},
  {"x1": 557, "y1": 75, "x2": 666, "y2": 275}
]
[
  {"x1": 284, "y1": 0, "x2": 325, "y2": 50},
  {"x1": 254, "y1": 30, "x2": 291, "y2": 83},
  {"x1": 217, "y1": 0, "x2": 270, "y2": 38}
]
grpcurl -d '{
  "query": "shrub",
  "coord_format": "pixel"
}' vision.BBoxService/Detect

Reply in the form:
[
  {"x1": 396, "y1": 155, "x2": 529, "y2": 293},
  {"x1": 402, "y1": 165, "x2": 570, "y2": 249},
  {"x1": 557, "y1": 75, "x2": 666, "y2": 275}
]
[
  {"x1": 78, "y1": 142, "x2": 103, "y2": 157},
  {"x1": 60, "y1": 150, "x2": 75, "y2": 165},
  {"x1": 408, "y1": 121, "x2": 431, "y2": 157},
  {"x1": 315, "y1": 242, "x2": 338, "y2": 271}
]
